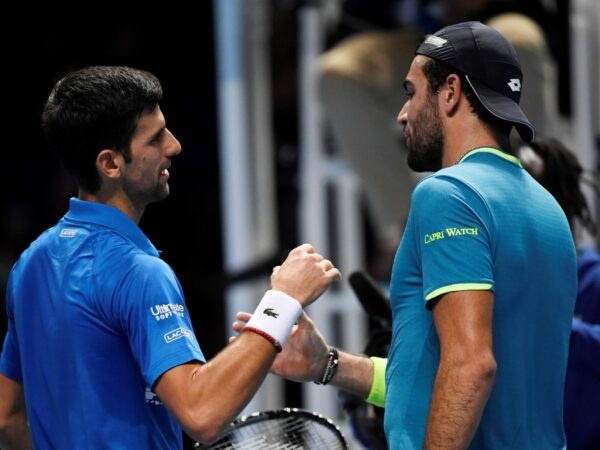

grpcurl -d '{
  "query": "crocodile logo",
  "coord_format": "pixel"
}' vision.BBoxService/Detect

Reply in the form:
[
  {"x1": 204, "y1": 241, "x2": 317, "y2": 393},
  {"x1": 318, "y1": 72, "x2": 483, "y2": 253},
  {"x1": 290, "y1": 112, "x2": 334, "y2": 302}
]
[{"x1": 263, "y1": 308, "x2": 279, "y2": 318}]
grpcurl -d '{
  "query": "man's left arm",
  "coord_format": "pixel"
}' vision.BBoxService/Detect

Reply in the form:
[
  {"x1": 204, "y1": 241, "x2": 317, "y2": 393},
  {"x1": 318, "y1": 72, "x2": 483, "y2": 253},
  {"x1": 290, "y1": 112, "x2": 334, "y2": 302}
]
[
  {"x1": 0, "y1": 371, "x2": 32, "y2": 450},
  {"x1": 424, "y1": 290, "x2": 497, "y2": 450}
]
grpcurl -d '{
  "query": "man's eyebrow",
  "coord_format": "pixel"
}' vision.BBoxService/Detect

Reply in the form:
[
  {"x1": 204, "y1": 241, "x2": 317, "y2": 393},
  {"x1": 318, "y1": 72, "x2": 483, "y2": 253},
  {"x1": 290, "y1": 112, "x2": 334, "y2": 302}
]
[
  {"x1": 135, "y1": 124, "x2": 164, "y2": 142},
  {"x1": 149, "y1": 126, "x2": 166, "y2": 141}
]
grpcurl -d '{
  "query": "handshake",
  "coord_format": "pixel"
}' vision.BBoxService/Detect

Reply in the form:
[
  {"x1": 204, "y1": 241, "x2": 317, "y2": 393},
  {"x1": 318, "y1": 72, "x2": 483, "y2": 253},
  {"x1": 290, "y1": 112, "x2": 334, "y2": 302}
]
[
  {"x1": 229, "y1": 244, "x2": 379, "y2": 417},
  {"x1": 231, "y1": 243, "x2": 343, "y2": 383}
]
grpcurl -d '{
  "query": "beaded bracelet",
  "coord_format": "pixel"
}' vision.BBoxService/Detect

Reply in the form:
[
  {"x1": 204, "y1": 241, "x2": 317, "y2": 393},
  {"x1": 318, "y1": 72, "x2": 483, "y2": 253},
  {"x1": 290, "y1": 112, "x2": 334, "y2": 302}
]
[
  {"x1": 314, "y1": 347, "x2": 339, "y2": 385},
  {"x1": 244, "y1": 326, "x2": 282, "y2": 352}
]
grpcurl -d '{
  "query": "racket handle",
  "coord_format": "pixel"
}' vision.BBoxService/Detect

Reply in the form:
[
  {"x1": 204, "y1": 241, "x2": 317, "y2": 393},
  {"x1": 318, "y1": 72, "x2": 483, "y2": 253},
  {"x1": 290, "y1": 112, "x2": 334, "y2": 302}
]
[{"x1": 348, "y1": 271, "x2": 392, "y2": 327}]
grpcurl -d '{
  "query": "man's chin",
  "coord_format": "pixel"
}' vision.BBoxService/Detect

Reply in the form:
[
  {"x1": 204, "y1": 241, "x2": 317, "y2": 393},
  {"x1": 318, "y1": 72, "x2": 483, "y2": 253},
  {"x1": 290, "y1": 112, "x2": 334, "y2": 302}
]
[{"x1": 152, "y1": 187, "x2": 170, "y2": 203}]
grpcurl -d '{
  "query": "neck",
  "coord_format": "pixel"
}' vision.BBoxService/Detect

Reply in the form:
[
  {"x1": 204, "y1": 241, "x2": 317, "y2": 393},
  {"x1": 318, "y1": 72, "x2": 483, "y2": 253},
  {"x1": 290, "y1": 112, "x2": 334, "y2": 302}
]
[
  {"x1": 441, "y1": 117, "x2": 510, "y2": 168},
  {"x1": 78, "y1": 189, "x2": 144, "y2": 224}
]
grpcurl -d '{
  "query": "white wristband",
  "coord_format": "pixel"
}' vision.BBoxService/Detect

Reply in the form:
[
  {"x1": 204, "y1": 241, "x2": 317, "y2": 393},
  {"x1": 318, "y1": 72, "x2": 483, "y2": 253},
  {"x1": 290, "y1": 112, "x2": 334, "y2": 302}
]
[{"x1": 245, "y1": 290, "x2": 302, "y2": 350}]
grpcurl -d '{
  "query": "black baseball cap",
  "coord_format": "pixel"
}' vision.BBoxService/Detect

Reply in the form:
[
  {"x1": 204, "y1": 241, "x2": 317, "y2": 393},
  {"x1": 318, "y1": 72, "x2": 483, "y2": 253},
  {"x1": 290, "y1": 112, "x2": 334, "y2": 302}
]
[{"x1": 415, "y1": 21, "x2": 535, "y2": 143}]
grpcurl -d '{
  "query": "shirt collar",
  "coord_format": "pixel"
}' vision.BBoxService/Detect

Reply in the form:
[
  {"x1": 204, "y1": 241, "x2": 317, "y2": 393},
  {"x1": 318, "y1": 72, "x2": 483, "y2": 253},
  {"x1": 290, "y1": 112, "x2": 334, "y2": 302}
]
[
  {"x1": 457, "y1": 146, "x2": 523, "y2": 167},
  {"x1": 64, "y1": 198, "x2": 160, "y2": 257}
]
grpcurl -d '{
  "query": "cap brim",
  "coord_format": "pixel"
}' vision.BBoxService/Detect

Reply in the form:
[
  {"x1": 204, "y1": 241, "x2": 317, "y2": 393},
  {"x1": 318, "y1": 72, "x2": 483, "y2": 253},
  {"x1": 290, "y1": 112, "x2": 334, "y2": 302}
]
[{"x1": 466, "y1": 76, "x2": 536, "y2": 143}]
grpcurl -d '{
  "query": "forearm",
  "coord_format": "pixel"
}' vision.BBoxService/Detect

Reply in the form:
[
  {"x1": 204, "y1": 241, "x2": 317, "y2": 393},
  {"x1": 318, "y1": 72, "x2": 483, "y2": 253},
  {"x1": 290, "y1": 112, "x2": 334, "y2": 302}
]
[
  {"x1": 424, "y1": 359, "x2": 496, "y2": 450},
  {"x1": 328, "y1": 350, "x2": 374, "y2": 399},
  {"x1": 0, "y1": 372, "x2": 32, "y2": 450},
  {"x1": 156, "y1": 332, "x2": 277, "y2": 443},
  {"x1": 194, "y1": 332, "x2": 276, "y2": 420},
  {"x1": 0, "y1": 414, "x2": 33, "y2": 450},
  {"x1": 183, "y1": 289, "x2": 303, "y2": 440}
]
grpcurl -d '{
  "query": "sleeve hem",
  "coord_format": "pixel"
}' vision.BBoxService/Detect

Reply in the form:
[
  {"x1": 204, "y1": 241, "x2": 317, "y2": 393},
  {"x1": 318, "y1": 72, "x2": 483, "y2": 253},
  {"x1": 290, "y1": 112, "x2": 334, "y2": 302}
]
[{"x1": 425, "y1": 283, "x2": 493, "y2": 301}]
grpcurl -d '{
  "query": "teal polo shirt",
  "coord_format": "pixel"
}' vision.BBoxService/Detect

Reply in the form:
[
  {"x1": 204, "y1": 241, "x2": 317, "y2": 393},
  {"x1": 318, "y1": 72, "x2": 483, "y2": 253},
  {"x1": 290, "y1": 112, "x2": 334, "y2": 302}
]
[{"x1": 385, "y1": 148, "x2": 577, "y2": 449}]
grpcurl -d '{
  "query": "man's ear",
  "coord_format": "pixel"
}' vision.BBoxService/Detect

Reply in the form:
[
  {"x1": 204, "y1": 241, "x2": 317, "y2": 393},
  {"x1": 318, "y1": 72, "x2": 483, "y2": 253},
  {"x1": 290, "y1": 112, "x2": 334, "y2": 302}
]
[
  {"x1": 96, "y1": 149, "x2": 123, "y2": 180},
  {"x1": 441, "y1": 73, "x2": 462, "y2": 114}
]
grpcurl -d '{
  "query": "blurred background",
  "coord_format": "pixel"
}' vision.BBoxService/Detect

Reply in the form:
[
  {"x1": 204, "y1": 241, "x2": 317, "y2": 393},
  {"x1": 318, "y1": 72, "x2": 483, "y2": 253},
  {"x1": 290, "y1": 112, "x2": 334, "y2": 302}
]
[{"x1": 1, "y1": 1, "x2": 598, "y2": 448}]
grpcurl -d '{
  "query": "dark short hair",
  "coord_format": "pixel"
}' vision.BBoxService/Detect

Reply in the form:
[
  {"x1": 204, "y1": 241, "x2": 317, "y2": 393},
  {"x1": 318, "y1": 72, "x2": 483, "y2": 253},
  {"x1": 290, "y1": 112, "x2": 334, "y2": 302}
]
[
  {"x1": 41, "y1": 66, "x2": 163, "y2": 193},
  {"x1": 421, "y1": 57, "x2": 512, "y2": 138}
]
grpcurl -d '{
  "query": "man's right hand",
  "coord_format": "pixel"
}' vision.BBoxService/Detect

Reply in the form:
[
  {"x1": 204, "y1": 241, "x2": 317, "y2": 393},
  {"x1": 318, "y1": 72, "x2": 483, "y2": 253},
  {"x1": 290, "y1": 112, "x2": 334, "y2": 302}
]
[
  {"x1": 233, "y1": 311, "x2": 377, "y2": 400},
  {"x1": 270, "y1": 244, "x2": 341, "y2": 307},
  {"x1": 233, "y1": 311, "x2": 330, "y2": 383}
]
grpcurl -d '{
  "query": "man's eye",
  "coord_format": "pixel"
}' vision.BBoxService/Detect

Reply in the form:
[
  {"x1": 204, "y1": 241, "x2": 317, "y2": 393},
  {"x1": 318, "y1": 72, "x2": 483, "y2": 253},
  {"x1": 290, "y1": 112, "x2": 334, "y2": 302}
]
[{"x1": 150, "y1": 131, "x2": 164, "y2": 145}]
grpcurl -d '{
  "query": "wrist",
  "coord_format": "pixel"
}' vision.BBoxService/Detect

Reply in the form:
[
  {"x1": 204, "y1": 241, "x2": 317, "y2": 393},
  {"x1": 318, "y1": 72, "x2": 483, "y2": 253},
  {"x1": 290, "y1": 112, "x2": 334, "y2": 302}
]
[
  {"x1": 244, "y1": 290, "x2": 302, "y2": 352},
  {"x1": 365, "y1": 357, "x2": 387, "y2": 407},
  {"x1": 314, "y1": 346, "x2": 339, "y2": 385}
]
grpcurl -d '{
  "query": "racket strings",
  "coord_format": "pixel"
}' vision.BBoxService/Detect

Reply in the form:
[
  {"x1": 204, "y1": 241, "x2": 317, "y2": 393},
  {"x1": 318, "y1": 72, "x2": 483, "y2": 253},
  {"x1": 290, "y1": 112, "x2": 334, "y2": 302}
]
[{"x1": 198, "y1": 413, "x2": 347, "y2": 449}]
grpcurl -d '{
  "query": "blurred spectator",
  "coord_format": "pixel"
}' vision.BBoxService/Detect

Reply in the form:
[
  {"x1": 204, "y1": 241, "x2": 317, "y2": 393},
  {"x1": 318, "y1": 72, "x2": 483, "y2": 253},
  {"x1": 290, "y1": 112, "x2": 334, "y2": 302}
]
[{"x1": 517, "y1": 136, "x2": 600, "y2": 450}]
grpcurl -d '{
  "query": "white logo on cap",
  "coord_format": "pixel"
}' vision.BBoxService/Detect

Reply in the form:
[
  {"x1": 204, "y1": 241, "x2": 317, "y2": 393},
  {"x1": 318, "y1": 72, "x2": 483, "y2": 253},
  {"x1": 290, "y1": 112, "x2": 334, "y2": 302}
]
[
  {"x1": 507, "y1": 78, "x2": 521, "y2": 92},
  {"x1": 423, "y1": 35, "x2": 447, "y2": 48}
]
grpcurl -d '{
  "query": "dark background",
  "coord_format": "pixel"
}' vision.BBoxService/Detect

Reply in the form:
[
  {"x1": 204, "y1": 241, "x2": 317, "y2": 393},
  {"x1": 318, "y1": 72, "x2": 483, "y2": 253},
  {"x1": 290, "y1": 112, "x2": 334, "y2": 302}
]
[
  {"x1": 1, "y1": 6, "x2": 226, "y2": 448},
  {"x1": 1, "y1": 5, "x2": 226, "y2": 352},
  {"x1": 0, "y1": 4, "x2": 307, "y2": 447}
]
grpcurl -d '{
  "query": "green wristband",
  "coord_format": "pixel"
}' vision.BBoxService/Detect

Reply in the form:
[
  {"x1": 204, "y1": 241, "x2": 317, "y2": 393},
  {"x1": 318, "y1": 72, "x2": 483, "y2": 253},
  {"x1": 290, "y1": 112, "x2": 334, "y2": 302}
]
[{"x1": 365, "y1": 357, "x2": 387, "y2": 407}]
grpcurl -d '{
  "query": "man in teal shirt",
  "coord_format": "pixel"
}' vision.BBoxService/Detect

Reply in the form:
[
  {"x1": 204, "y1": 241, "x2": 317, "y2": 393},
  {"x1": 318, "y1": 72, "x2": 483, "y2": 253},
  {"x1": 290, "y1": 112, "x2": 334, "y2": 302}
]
[{"x1": 235, "y1": 22, "x2": 577, "y2": 449}]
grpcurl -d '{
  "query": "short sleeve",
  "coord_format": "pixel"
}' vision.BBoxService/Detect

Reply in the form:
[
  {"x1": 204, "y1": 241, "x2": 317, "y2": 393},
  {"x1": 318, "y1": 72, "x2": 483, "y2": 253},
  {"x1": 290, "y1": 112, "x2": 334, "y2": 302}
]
[
  {"x1": 411, "y1": 175, "x2": 494, "y2": 304},
  {"x1": 0, "y1": 273, "x2": 23, "y2": 381},
  {"x1": 111, "y1": 255, "x2": 205, "y2": 387}
]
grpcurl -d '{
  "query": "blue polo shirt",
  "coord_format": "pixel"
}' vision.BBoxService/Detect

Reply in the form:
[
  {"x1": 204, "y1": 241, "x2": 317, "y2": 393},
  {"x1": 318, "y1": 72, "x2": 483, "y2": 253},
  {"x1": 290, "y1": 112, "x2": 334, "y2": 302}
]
[
  {"x1": 0, "y1": 198, "x2": 205, "y2": 449},
  {"x1": 385, "y1": 148, "x2": 577, "y2": 449}
]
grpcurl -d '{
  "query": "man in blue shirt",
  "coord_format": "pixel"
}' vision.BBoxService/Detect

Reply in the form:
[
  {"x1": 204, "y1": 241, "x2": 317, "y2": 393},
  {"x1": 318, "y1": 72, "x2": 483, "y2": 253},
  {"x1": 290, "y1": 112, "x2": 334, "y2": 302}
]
[
  {"x1": 0, "y1": 66, "x2": 341, "y2": 449},
  {"x1": 235, "y1": 22, "x2": 577, "y2": 449}
]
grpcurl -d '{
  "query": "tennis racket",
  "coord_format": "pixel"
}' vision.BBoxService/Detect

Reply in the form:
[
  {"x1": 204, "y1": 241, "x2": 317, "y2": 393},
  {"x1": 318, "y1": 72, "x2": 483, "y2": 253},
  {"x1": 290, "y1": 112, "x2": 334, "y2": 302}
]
[{"x1": 194, "y1": 407, "x2": 348, "y2": 449}]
